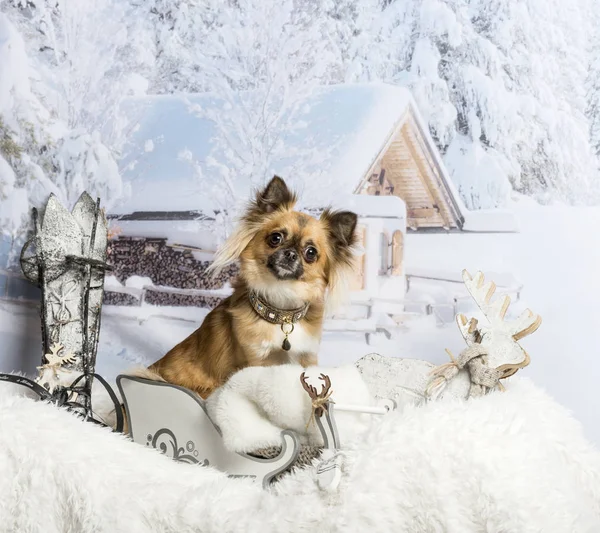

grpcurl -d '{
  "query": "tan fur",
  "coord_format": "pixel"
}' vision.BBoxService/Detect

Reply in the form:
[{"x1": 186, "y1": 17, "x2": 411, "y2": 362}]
[{"x1": 148, "y1": 177, "x2": 357, "y2": 398}]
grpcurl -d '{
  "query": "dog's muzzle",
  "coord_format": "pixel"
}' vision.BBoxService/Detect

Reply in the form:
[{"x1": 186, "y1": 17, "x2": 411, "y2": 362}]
[{"x1": 267, "y1": 248, "x2": 304, "y2": 280}]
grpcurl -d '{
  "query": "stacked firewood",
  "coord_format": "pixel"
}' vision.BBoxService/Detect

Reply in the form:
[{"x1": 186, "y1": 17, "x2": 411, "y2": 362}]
[{"x1": 103, "y1": 237, "x2": 238, "y2": 308}]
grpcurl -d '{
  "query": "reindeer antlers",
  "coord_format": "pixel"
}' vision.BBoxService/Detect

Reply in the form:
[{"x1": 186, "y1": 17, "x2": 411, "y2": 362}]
[
  {"x1": 458, "y1": 270, "x2": 541, "y2": 343},
  {"x1": 455, "y1": 270, "x2": 541, "y2": 378},
  {"x1": 300, "y1": 372, "x2": 332, "y2": 417}
]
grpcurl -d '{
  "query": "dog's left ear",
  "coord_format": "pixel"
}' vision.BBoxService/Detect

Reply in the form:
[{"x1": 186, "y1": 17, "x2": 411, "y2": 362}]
[
  {"x1": 254, "y1": 176, "x2": 297, "y2": 214},
  {"x1": 321, "y1": 209, "x2": 358, "y2": 252}
]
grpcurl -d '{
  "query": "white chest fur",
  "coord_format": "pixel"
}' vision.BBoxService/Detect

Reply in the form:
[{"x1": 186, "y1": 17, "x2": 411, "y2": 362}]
[{"x1": 254, "y1": 322, "x2": 320, "y2": 361}]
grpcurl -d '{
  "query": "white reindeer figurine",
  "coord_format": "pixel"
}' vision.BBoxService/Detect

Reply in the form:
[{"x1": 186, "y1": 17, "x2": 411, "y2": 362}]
[{"x1": 426, "y1": 270, "x2": 542, "y2": 399}]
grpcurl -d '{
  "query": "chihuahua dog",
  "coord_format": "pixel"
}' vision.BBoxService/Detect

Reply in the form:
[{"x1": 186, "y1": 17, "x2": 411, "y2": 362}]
[{"x1": 147, "y1": 176, "x2": 357, "y2": 398}]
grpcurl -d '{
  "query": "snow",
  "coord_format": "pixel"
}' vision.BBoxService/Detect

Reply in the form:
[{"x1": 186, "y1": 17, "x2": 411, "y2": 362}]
[
  {"x1": 2, "y1": 0, "x2": 599, "y2": 251},
  {"x1": 330, "y1": 194, "x2": 406, "y2": 218},
  {"x1": 0, "y1": 14, "x2": 30, "y2": 116},
  {"x1": 104, "y1": 204, "x2": 600, "y2": 446},
  {"x1": 104, "y1": 275, "x2": 123, "y2": 288},
  {"x1": 0, "y1": 155, "x2": 28, "y2": 237},
  {"x1": 108, "y1": 220, "x2": 218, "y2": 251},
  {"x1": 0, "y1": 12, "x2": 125, "y2": 247},
  {"x1": 405, "y1": 266, "x2": 521, "y2": 290},
  {"x1": 445, "y1": 135, "x2": 514, "y2": 210},
  {"x1": 112, "y1": 83, "x2": 517, "y2": 234},
  {"x1": 124, "y1": 276, "x2": 153, "y2": 290},
  {"x1": 461, "y1": 209, "x2": 520, "y2": 233},
  {"x1": 126, "y1": 73, "x2": 149, "y2": 97},
  {"x1": 400, "y1": 96, "x2": 519, "y2": 233},
  {"x1": 0, "y1": 186, "x2": 28, "y2": 237},
  {"x1": 52, "y1": 131, "x2": 123, "y2": 209},
  {"x1": 1, "y1": 3, "x2": 600, "y2": 519}
]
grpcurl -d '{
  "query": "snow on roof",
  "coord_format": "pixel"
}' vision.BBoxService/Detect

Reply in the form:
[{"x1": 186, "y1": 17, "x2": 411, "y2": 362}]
[
  {"x1": 111, "y1": 220, "x2": 218, "y2": 251},
  {"x1": 329, "y1": 194, "x2": 406, "y2": 219},
  {"x1": 111, "y1": 84, "x2": 412, "y2": 215}
]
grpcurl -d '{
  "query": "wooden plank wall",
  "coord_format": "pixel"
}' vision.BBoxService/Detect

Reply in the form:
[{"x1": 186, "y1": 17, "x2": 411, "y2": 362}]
[{"x1": 360, "y1": 112, "x2": 459, "y2": 230}]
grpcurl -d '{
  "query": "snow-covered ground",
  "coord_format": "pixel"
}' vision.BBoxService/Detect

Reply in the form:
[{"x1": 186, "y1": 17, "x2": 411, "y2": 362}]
[{"x1": 1, "y1": 202, "x2": 600, "y2": 445}]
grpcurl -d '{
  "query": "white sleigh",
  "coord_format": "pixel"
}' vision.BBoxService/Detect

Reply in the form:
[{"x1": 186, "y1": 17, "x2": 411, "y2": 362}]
[
  {"x1": 117, "y1": 372, "x2": 394, "y2": 489},
  {"x1": 117, "y1": 375, "x2": 304, "y2": 487}
]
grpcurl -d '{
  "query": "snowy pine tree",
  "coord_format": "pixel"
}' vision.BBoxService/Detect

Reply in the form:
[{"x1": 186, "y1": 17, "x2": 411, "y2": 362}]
[
  {"x1": 351, "y1": 0, "x2": 600, "y2": 207},
  {"x1": 586, "y1": 9, "x2": 600, "y2": 166},
  {"x1": 0, "y1": 1, "x2": 145, "y2": 257}
]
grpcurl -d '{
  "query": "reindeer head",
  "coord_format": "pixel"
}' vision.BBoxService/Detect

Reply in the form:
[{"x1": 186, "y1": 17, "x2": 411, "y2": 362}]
[{"x1": 456, "y1": 270, "x2": 542, "y2": 378}]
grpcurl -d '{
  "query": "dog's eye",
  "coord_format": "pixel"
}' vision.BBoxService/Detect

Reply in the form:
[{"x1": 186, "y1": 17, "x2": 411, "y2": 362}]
[
  {"x1": 268, "y1": 232, "x2": 284, "y2": 247},
  {"x1": 304, "y1": 246, "x2": 318, "y2": 263}
]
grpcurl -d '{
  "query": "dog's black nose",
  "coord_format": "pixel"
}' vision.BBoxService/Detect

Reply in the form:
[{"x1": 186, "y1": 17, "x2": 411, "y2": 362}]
[{"x1": 283, "y1": 249, "x2": 297, "y2": 261}]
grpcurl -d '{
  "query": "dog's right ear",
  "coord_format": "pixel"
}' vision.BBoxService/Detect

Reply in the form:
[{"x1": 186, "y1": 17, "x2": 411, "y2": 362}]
[{"x1": 253, "y1": 176, "x2": 297, "y2": 214}]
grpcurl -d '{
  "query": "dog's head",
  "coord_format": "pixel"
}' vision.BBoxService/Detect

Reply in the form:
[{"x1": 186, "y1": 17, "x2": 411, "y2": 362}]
[{"x1": 209, "y1": 176, "x2": 358, "y2": 309}]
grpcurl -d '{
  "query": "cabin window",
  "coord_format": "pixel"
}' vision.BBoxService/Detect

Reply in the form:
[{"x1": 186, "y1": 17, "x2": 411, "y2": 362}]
[
  {"x1": 391, "y1": 230, "x2": 404, "y2": 276},
  {"x1": 349, "y1": 225, "x2": 366, "y2": 291},
  {"x1": 365, "y1": 167, "x2": 392, "y2": 196},
  {"x1": 379, "y1": 231, "x2": 390, "y2": 275}
]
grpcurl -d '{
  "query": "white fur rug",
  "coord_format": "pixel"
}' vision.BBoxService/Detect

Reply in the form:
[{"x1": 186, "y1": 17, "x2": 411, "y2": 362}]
[{"x1": 1, "y1": 378, "x2": 599, "y2": 533}]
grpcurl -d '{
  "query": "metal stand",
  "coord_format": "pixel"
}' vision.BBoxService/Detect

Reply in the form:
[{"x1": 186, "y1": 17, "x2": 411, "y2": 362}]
[{"x1": 3, "y1": 192, "x2": 122, "y2": 430}]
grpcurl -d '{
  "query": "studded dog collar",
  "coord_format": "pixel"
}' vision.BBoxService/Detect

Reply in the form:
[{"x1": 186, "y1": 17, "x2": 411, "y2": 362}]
[{"x1": 248, "y1": 291, "x2": 310, "y2": 351}]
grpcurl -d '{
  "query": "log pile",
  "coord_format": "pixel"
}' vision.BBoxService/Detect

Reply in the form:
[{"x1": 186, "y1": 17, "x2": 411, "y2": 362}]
[{"x1": 103, "y1": 236, "x2": 238, "y2": 309}]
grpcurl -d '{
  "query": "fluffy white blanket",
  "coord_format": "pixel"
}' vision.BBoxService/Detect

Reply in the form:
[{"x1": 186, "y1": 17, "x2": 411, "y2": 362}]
[
  {"x1": 205, "y1": 364, "x2": 375, "y2": 452},
  {"x1": 1, "y1": 378, "x2": 599, "y2": 532}
]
